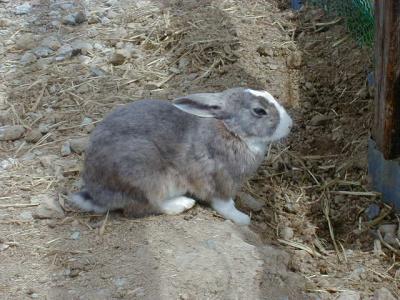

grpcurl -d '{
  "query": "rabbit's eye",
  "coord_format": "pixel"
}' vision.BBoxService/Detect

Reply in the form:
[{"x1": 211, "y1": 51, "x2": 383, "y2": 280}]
[{"x1": 253, "y1": 108, "x2": 267, "y2": 116}]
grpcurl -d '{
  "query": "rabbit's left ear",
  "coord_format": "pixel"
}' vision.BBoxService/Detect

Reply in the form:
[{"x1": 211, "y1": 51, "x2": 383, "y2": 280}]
[{"x1": 173, "y1": 93, "x2": 228, "y2": 119}]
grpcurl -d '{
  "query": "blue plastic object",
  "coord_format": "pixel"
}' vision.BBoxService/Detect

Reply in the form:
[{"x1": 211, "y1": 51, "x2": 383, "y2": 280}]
[
  {"x1": 291, "y1": 0, "x2": 303, "y2": 11},
  {"x1": 368, "y1": 138, "x2": 400, "y2": 211}
]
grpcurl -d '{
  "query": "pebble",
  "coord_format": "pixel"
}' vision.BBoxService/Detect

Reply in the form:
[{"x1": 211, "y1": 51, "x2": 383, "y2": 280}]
[
  {"x1": 0, "y1": 125, "x2": 25, "y2": 141},
  {"x1": 55, "y1": 44, "x2": 73, "y2": 60},
  {"x1": 109, "y1": 52, "x2": 126, "y2": 65},
  {"x1": 70, "y1": 231, "x2": 80, "y2": 240},
  {"x1": 378, "y1": 224, "x2": 397, "y2": 235},
  {"x1": 32, "y1": 194, "x2": 65, "y2": 219},
  {"x1": 286, "y1": 51, "x2": 303, "y2": 69},
  {"x1": 71, "y1": 39, "x2": 93, "y2": 55},
  {"x1": 279, "y1": 226, "x2": 294, "y2": 240},
  {"x1": 349, "y1": 266, "x2": 366, "y2": 281},
  {"x1": 364, "y1": 203, "x2": 380, "y2": 220},
  {"x1": 101, "y1": 16, "x2": 111, "y2": 25},
  {"x1": 336, "y1": 291, "x2": 361, "y2": 300},
  {"x1": 38, "y1": 123, "x2": 50, "y2": 134},
  {"x1": 20, "y1": 52, "x2": 37, "y2": 65},
  {"x1": 15, "y1": 2, "x2": 32, "y2": 15},
  {"x1": 69, "y1": 137, "x2": 89, "y2": 154},
  {"x1": 19, "y1": 211, "x2": 33, "y2": 221},
  {"x1": 257, "y1": 45, "x2": 274, "y2": 57},
  {"x1": 33, "y1": 47, "x2": 53, "y2": 58},
  {"x1": 40, "y1": 36, "x2": 61, "y2": 50},
  {"x1": 373, "y1": 287, "x2": 396, "y2": 300},
  {"x1": 16, "y1": 34, "x2": 37, "y2": 50},
  {"x1": 237, "y1": 192, "x2": 264, "y2": 212},
  {"x1": 61, "y1": 141, "x2": 72, "y2": 156},
  {"x1": 25, "y1": 129, "x2": 42, "y2": 143},
  {"x1": 0, "y1": 18, "x2": 12, "y2": 27},
  {"x1": 309, "y1": 114, "x2": 332, "y2": 126},
  {"x1": 81, "y1": 117, "x2": 93, "y2": 126},
  {"x1": 62, "y1": 11, "x2": 87, "y2": 25},
  {"x1": 0, "y1": 158, "x2": 18, "y2": 171}
]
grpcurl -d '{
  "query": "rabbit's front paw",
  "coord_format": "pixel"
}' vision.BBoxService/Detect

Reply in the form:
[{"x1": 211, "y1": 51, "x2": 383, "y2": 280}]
[
  {"x1": 160, "y1": 196, "x2": 196, "y2": 215},
  {"x1": 211, "y1": 198, "x2": 251, "y2": 225}
]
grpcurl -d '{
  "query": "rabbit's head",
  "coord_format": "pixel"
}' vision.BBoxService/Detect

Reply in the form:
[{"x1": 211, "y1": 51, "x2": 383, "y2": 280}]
[{"x1": 173, "y1": 87, "x2": 292, "y2": 154}]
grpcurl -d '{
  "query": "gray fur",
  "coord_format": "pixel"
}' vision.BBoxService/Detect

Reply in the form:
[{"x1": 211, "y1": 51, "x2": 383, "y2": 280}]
[{"x1": 69, "y1": 87, "x2": 292, "y2": 219}]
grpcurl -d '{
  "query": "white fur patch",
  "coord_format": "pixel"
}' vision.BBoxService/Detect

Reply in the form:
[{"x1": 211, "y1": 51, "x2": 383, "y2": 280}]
[
  {"x1": 212, "y1": 198, "x2": 250, "y2": 225},
  {"x1": 69, "y1": 193, "x2": 107, "y2": 213},
  {"x1": 160, "y1": 196, "x2": 196, "y2": 215},
  {"x1": 246, "y1": 89, "x2": 293, "y2": 142}
]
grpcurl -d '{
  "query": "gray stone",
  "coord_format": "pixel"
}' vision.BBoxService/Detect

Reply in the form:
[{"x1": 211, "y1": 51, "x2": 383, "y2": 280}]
[
  {"x1": 20, "y1": 52, "x2": 37, "y2": 65},
  {"x1": 309, "y1": 114, "x2": 332, "y2": 126},
  {"x1": 0, "y1": 125, "x2": 25, "y2": 141},
  {"x1": 15, "y1": 34, "x2": 37, "y2": 50},
  {"x1": 0, "y1": 158, "x2": 17, "y2": 171},
  {"x1": 61, "y1": 141, "x2": 72, "y2": 156},
  {"x1": 279, "y1": 226, "x2": 294, "y2": 240},
  {"x1": 71, "y1": 40, "x2": 93, "y2": 55},
  {"x1": 33, "y1": 47, "x2": 53, "y2": 58},
  {"x1": 69, "y1": 137, "x2": 89, "y2": 154},
  {"x1": 237, "y1": 192, "x2": 264, "y2": 212},
  {"x1": 62, "y1": 12, "x2": 87, "y2": 25},
  {"x1": 19, "y1": 211, "x2": 33, "y2": 220},
  {"x1": 70, "y1": 231, "x2": 80, "y2": 240},
  {"x1": 15, "y1": 2, "x2": 32, "y2": 15},
  {"x1": 336, "y1": 291, "x2": 361, "y2": 300},
  {"x1": 55, "y1": 44, "x2": 73, "y2": 60},
  {"x1": 0, "y1": 18, "x2": 12, "y2": 27},
  {"x1": 41, "y1": 36, "x2": 61, "y2": 50},
  {"x1": 32, "y1": 194, "x2": 65, "y2": 219},
  {"x1": 25, "y1": 129, "x2": 42, "y2": 143},
  {"x1": 38, "y1": 123, "x2": 50, "y2": 134},
  {"x1": 373, "y1": 287, "x2": 396, "y2": 300}
]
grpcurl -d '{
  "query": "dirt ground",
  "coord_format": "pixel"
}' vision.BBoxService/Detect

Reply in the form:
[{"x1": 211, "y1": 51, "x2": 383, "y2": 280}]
[{"x1": 0, "y1": 0, "x2": 399, "y2": 299}]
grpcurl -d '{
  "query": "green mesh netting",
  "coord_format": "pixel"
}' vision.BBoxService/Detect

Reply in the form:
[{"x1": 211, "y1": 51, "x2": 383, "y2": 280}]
[{"x1": 308, "y1": 0, "x2": 374, "y2": 46}]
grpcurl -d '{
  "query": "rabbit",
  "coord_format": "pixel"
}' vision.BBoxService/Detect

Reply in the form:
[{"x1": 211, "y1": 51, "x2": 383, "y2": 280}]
[{"x1": 68, "y1": 87, "x2": 292, "y2": 225}]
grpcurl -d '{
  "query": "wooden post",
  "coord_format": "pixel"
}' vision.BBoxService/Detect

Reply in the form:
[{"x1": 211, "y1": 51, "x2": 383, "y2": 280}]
[{"x1": 372, "y1": 1, "x2": 400, "y2": 160}]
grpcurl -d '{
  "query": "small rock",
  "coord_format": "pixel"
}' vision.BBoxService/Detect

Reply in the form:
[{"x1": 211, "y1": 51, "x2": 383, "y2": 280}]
[
  {"x1": 69, "y1": 137, "x2": 89, "y2": 154},
  {"x1": 336, "y1": 291, "x2": 361, "y2": 300},
  {"x1": 179, "y1": 57, "x2": 190, "y2": 69},
  {"x1": 0, "y1": 243, "x2": 10, "y2": 252},
  {"x1": 373, "y1": 287, "x2": 396, "y2": 300},
  {"x1": 237, "y1": 192, "x2": 264, "y2": 212},
  {"x1": 0, "y1": 18, "x2": 12, "y2": 27},
  {"x1": 309, "y1": 114, "x2": 332, "y2": 126},
  {"x1": 32, "y1": 194, "x2": 64, "y2": 219},
  {"x1": 268, "y1": 64, "x2": 279, "y2": 70},
  {"x1": 40, "y1": 36, "x2": 61, "y2": 51},
  {"x1": 15, "y1": 2, "x2": 32, "y2": 15},
  {"x1": 0, "y1": 125, "x2": 25, "y2": 141},
  {"x1": 286, "y1": 51, "x2": 303, "y2": 69},
  {"x1": 71, "y1": 40, "x2": 93, "y2": 55},
  {"x1": 100, "y1": 16, "x2": 111, "y2": 25},
  {"x1": 378, "y1": 224, "x2": 397, "y2": 235},
  {"x1": 62, "y1": 11, "x2": 87, "y2": 25},
  {"x1": 18, "y1": 28, "x2": 37, "y2": 45},
  {"x1": 70, "y1": 231, "x2": 80, "y2": 240},
  {"x1": 20, "y1": 52, "x2": 37, "y2": 65},
  {"x1": 279, "y1": 226, "x2": 294, "y2": 240},
  {"x1": 0, "y1": 158, "x2": 18, "y2": 171},
  {"x1": 56, "y1": 44, "x2": 73, "y2": 58},
  {"x1": 81, "y1": 117, "x2": 93, "y2": 126},
  {"x1": 109, "y1": 52, "x2": 126, "y2": 65},
  {"x1": 257, "y1": 46, "x2": 274, "y2": 57},
  {"x1": 113, "y1": 277, "x2": 127, "y2": 288},
  {"x1": 364, "y1": 203, "x2": 380, "y2": 220},
  {"x1": 90, "y1": 66, "x2": 106, "y2": 77},
  {"x1": 39, "y1": 155, "x2": 58, "y2": 168},
  {"x1": 25, "y1": 129, "x2": 42, "y2": 143},
  {"x1": 349, "y1": 266, "x2": 366, "y2": 281},
  {"x1": 19, "y1": 211, "x2": 33, "y2": 220},
  {"x1": 31, "y1": 293, "x2": 39, "y2": 299},
  {"x1": 38, "y1": 123, "x2": 50, "y2": 134},
  {"x1": 61, "y1": 141, "x2": 72, "y2": 156},
  {"x1": 33, "y1": 47, "x2": 53, "y2": 58}
]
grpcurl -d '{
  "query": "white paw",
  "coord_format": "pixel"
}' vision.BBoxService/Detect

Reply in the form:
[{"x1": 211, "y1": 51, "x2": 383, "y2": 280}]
[
  {"x1": 161, "y1": 196, "x2": 196, "y2": 215},
  {"x1": 212, "y1": 199, "x2": 251, "y2": 225}
]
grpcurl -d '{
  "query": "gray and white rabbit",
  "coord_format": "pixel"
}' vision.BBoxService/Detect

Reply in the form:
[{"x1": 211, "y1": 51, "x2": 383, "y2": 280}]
[{"x1": 68, "y1": 87, "x2": 292, "y2": 225}]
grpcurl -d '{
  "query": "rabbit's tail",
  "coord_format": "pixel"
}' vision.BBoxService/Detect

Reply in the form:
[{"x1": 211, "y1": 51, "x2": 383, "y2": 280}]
[{"x1": 68, "y1": 191, "x2": 108, "y2": 213}]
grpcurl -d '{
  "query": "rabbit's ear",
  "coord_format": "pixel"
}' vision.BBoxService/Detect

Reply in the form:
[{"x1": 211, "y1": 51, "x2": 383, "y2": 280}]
[{"x1": 173, "y1": 93, "x2": 227, "y2": 118}]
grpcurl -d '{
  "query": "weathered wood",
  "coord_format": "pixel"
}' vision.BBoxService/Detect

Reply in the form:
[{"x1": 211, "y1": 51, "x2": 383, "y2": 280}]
[{"x1": 372, "y1": 0, "x2": 400, "y2": 160}]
